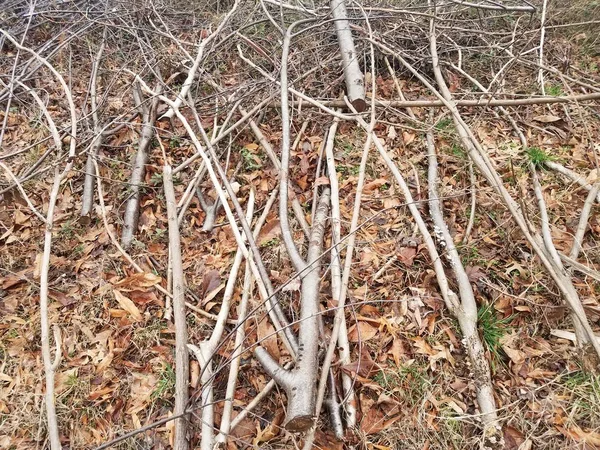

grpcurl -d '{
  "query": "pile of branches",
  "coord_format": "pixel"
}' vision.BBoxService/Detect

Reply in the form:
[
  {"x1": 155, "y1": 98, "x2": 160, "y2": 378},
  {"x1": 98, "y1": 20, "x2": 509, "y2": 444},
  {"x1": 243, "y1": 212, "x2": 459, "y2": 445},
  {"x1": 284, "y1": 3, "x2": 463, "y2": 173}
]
[{"x1": 1, "y1": 0, "x2": 600, "y2": 448}]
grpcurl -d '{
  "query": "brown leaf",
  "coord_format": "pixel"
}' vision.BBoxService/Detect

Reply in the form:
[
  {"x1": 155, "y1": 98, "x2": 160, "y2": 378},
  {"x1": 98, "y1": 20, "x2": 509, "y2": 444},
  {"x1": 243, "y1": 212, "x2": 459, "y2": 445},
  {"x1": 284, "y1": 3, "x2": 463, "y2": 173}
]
[
  {"x1": 296, "y1": 174, "x2": 308, "y2": 190},
  {"x1": 397, "y1": 246, "x2": 417, "y2": 266},
  {"x1": 412, "y1": 336, "x2": 434, "y2": 356},
  {"x1": 259, "y1": 220, "x2": 281, "y2": 246},
  {"x1": 200, "y1": 269, "x2": 221, "y2": 301},
  {"x1": 114, "y1": 272, "x2": 162, "y2": 291},
  {"x1": 253, "y1": 408, "x2": 284, "y2": 444},
  {"x1": 359, "y1": 406, "x2": 403, "y2": 436},
  {"x1": 465, "y1": 265, "x2": 486, "y2": 283},
  {"x1": 256, "y1": 318, "x2": 280, "y2": 362},
  {"x1": 360, "y1": 406, "x2": 386, "y2": 435},
  {"x1": 389, "y1": 337, "x2": 407, "y2": 367},
  {"x1": 203, "y1": 283, "x2": 225, "y2": 306},
  {"x1": 561, "y1": 424, "x2": 600, "y2": 446},
  {"x1": 229, "y1": 412, "x2": 255, "y2": 440},
  {"x1": 363, "y1": 179, "x2": 389, "y2": 193},
  {"x1": 533, "y1": 114, "x2": 561, "y2": 123},
  {"x1": 504, "y1": 426, "x2": 525, "y2": 450},
  {"x1": 314, "y1": 176, "x2": 330, "y2": 187},
  {"x1": 402, "y1": 131, "x2": 416, "y2": 145},
  {"x1": 341, "y1": 347, "x2": 378, "y2": 377},
  {"x1": 313, "y1": 430, "x2": 344, "y2": 450},
  {"x1": 49, "y1": 289, "x2": 76, "y2": 306},
  {"x1": 129, "y1": 289, "x2": 159, "y2": 306},
  {"x1": 348, "y1": 321, "x2": 378, "y2": 342},
  {"x1": 299, "y1": 154, "x2": 310, "y2": 174},
  {"x1": 113, "y1": 290, "x2": 142, "y2": 321}
]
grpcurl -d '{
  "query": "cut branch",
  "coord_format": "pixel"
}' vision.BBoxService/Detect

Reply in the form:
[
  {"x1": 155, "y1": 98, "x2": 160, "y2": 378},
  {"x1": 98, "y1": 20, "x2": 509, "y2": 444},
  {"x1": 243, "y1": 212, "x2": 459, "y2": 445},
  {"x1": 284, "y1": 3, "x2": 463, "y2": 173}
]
[
  {"x1": 270, "y1": 92, "x2": 600, "y2": 109},
  {"x1": 121, "y1": 83, "x2": 159, "y2": 248},
  {"x1": 331, "y1": 0, "x2": 366, "y2": 112},
  {"x1": 164, "y1": 164, "x2": 189, "y2": 450},
  {"x1": 255, "y1": 187, "x2": 331, "y2": 431},
  {"x1": 81, "y1": 35, "x2": 106, "y2": 217},
  {"x1": 426, "y1": 129, "x2": 500, "y2": 443},
  {"x1": 188, "y1": 189, "x2": 255, "y2": 450}
]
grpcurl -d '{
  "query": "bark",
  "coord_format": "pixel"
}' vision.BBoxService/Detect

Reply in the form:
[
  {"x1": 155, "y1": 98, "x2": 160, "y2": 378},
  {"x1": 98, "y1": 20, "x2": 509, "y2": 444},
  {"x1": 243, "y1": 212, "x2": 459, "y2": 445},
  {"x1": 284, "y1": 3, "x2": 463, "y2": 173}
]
[
  {"x1": 121, "y1": 84, "x2": 159, "y2": 248},
  {"x1": 163, "y1": 165, "x2": 189, "y2": 450},
  {"x1": 331, "y1": 0, "x2": 366, "y2": 111},
  {"x1": 426, "y1": 131, "x2": 500, "y2": 443},
  {"x1": 255, "y1": 188, "x2": 331, "y2": 431},
  {"x1": 270, "y1": 91, "x2": 600, "y2": 109},
  {"x1": 81, "y1": 37, "x2": 105, "y2": 217}
]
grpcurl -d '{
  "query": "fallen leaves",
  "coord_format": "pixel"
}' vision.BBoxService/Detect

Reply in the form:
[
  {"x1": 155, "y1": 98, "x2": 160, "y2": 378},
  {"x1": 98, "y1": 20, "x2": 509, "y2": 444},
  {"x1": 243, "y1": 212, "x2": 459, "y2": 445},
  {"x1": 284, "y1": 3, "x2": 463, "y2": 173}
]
[
  {"x1": 348, "y1": 321, "x2": 378, "y2": 342},
  {"x1": 113, "y1": 290, "x2": 142, "y2": 321}
]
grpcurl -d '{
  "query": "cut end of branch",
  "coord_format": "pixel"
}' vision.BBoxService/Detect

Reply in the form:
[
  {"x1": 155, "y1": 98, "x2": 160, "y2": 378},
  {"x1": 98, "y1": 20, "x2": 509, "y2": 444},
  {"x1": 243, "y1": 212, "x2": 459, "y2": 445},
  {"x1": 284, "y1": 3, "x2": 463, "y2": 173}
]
[
  {"x1": 350, "y1": 98, "x2": 367, "y2": 113},
  {"x1": 284, "y1": 414, "x2": 315, "y2": 432}
]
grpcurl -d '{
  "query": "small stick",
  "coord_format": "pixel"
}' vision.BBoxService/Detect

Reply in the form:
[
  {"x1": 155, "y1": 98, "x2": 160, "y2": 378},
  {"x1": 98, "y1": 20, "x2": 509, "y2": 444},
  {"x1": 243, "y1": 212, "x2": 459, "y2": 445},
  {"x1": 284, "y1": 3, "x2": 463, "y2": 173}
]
[
  {"x1": 569, "y1": 183, "x2": 600, "y2": 260},
  {"x1": 545, "y1": 161, "x2": 600, "y2": 203},
  {"x1": 81, "y1": 35, "x2": 106, "y2": 217},
  {"x1": 462, "y1": 162, "x2": 477, "y2": 244},
  {"x1": 538, "y1": 0, "x2": 549, "y2": 93}
]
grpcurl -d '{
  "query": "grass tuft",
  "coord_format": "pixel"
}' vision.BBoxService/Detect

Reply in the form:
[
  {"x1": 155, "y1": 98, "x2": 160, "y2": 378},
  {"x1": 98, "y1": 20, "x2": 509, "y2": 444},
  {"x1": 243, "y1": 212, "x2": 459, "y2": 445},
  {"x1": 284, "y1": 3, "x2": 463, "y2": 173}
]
[
  {"x1": 526, "y1": 147, "x2": 554, "y2": 168},
  {"x1": 152, "y1": 363, "x2": 176, "y2": 401},
  {"x1": 478, "y1": 304, "x2": 512, "y2": 367}
]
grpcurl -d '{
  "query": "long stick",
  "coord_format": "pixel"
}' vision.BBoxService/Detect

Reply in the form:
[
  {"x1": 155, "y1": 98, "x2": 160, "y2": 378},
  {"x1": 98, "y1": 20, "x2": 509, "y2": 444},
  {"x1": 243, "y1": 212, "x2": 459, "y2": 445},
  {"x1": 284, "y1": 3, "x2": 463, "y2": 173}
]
[
  {"x1": 121, "y1": 83, "x2": 159, "y2": 248},
  {"x1": 216, "y1": 188, "x2": 278, "y2": 446},
  {"x1": 269, "y1": 92, "x2": 600, "y2": 109},
  {"x1": 164, "y1": 165, "x2": 189, "y2": 450},
  {"x1": 426, "y1": 129, "x2": 499, "y2": 439},
  {"x1": 188, "y1": 190, "x2": 255, "y2": 450},
  {"x1": 1, "y1": 30, "x2": 79, "y2": 450},
  {"x1": 81, "y1": 33, "x2": 106, "y2": 217}
]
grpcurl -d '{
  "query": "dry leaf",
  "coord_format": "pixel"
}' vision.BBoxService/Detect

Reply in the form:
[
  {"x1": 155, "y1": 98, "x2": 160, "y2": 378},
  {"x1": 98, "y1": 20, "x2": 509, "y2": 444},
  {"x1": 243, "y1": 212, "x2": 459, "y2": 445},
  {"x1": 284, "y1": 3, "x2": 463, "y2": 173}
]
[
  {"x1": 113, "y1": 290, "x2": 142, "y2": 321},
  {"x1": 533, "y1": 114, "x2": 561, "y2": 123},
  {"x1": 587, "y1": 168, "x2": 600, "y2": 184},
  {"x1": 387, "y1": 126, "x2": 397, "y2": 140},
  {"x1": 282, "y1": 278, "x2": 301, "y2": 292},
  {"x1": 348, "y1": 321, "x2": 378, "y2": 342},
  {"x1": 257, "y1": 318, "x2": 280, "y2": 362},
  {"x1": 561, "y1": 424, "x2": 600, "y2": 446},
  {"x1": 114, "y1": 272, "x2": 161, "y2": 291},
  {"x1": 259, "y1": 220, "x2": 281, "y2": 246},
  {"x1": 402, "y1": 131, "x2": 415, "y2": 145},
  {"x1": 314, "y1": 176, "x2": 330, "y2": 187},
  {"x1": 341, "y1": 347, "x2": 378, "y2": 377},
  {"x1": 503, "y1": 426, "x2": 525, "y2": 450}
]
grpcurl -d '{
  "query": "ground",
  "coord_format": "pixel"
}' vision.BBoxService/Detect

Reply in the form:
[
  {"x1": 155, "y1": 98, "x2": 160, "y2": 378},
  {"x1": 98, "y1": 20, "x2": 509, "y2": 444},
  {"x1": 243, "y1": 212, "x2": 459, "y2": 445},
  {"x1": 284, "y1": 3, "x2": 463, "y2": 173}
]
[{"x1": 1, "y1": 1, "x2": 600, "y2": 449}]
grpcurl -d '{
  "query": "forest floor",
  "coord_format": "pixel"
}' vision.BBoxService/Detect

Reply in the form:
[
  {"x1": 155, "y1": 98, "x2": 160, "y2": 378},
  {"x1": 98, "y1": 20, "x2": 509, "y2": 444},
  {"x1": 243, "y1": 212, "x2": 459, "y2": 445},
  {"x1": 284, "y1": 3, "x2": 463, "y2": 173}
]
[{"x1": 2, "y1": 1, "x2": 600, "y2": 449}]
